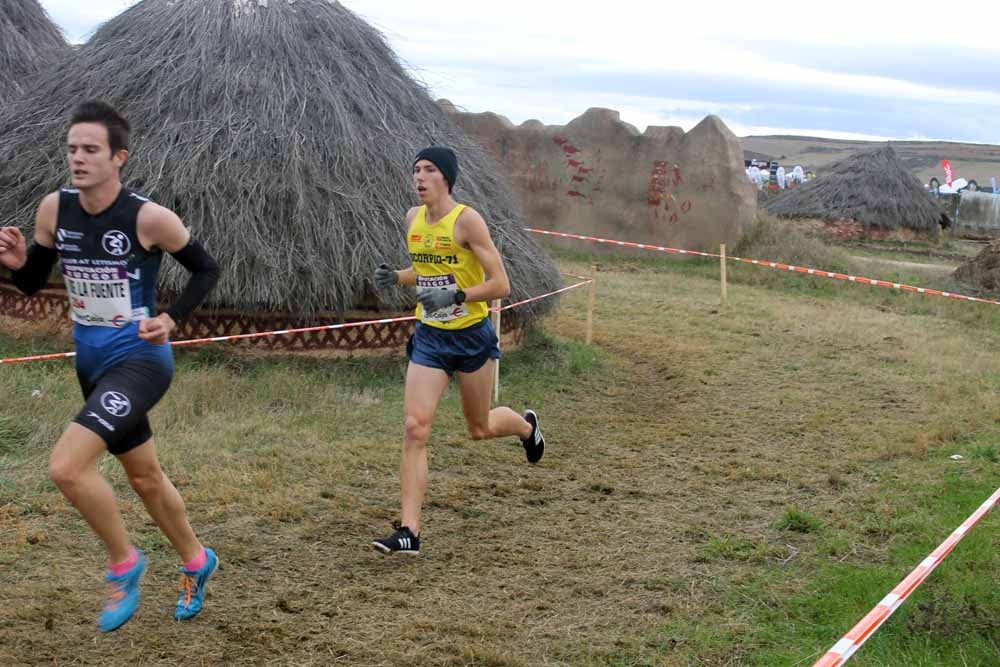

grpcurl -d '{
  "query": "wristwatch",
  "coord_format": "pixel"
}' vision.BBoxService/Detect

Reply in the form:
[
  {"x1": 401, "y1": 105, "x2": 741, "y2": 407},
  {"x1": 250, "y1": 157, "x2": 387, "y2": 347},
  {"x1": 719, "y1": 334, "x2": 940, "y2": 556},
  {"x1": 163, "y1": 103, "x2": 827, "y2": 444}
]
[{"x1": 454, "y1": 289, "x2": 467, "y2": 305}]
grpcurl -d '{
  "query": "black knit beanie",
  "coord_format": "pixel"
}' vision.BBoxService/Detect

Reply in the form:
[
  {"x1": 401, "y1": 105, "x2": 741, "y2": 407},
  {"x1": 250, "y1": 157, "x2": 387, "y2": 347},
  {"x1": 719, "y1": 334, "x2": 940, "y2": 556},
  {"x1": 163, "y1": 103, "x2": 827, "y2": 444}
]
[{"x1": 414, "y1": 146, "x2": 459, "y2": 193}]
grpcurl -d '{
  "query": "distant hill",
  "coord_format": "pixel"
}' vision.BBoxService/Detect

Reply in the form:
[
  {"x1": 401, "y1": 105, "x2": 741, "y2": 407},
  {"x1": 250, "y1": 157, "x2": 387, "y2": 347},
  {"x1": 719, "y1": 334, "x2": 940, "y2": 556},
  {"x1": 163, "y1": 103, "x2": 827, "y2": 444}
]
[{"x1": 741, "y1": 136, "x2": 1000, "y2": 188}]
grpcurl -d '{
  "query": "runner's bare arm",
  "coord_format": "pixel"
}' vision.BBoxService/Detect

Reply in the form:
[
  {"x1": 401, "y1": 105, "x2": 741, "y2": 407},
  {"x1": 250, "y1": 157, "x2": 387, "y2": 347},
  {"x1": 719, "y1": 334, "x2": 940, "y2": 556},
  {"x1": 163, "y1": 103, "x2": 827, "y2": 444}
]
[
  {"x1": 1, "y1": 193, "x2": 59, "y2": 293},
  {"x1": 396, "y1": 267, "x2": 417, "y2": 287},
  {"x1": 34, "y1": 193, "x2": 58, "y2": 247},
  {"x1": 454, "y1": 208, "x2": 510, "y2": 302},
  {"x1": 377, "y1": 206, "x2": 420, "y2": 287},
  {"x1": 397, "y1": 206, "x2": 422, "y2": 286},
  {"x1": 136, "y1": 202, "x2": 189, "y2": 253}
]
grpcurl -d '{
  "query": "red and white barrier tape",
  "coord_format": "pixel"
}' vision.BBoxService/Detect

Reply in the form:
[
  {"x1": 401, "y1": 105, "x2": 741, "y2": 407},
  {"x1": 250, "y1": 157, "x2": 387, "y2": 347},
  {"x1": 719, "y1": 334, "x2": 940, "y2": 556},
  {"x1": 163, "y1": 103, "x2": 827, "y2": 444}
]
[
  {"x1": 0, "y1": 280, "x2": 592, "y2": 366},
  {"x1": 497, "y1": 279, "x2": 592, "y2": 312},
  {"x1": 813, "y1": 486, "x2": 1000, "y2": 667},
  {"x1": 529, "y1": 228, "x2": 718, "y2": 258},
  {"x1": 0, "y1": 350, "x2": 78, "y2": 365},
  {"x1": 527, "y1": 228, "x2": 1000, "y2": 307},
  {"x1": 560, "y1": 271, "x2": 594, "y2": 281}
]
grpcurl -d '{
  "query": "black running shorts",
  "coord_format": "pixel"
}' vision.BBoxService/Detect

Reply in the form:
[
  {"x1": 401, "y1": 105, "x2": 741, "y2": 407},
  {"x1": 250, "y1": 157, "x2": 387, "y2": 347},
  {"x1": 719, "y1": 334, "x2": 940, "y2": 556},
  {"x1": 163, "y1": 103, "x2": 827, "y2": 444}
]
[{"x1": 73, "y1": 352, "x2": 174, "y2": 455}]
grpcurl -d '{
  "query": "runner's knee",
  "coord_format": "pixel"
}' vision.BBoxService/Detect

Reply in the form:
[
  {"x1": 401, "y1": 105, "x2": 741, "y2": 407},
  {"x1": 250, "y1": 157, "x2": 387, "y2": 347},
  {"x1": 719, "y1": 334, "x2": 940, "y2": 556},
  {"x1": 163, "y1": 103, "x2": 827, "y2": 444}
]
[
  {"x1": 127, "y1": 467, "x2": 165, "y2": 497},
  {"x1": 404, "y1": 413, "x2": 432, "y2": 446},
  {"x1": 49, "y1": 456, "x2": 83, "y2": 490}
]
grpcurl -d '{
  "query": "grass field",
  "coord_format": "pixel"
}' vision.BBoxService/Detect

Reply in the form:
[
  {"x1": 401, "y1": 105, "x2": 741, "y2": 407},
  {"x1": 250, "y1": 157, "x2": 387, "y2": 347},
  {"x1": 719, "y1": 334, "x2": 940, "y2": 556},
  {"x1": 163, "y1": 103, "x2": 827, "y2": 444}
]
[{"x1": 1, "y1": 223, "x2": 999, "y2": 666}]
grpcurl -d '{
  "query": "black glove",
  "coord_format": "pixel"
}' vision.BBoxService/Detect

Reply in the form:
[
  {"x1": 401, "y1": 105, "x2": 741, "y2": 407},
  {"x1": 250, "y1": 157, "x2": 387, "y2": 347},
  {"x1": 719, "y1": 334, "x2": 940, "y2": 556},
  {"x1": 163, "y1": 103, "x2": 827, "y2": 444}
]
[
  {"x1": 374, "y1": 263, "x2": 398, "y2": 289},
  {"x1": 416, "y1": 286, "x2": 457, "y2": 313}
]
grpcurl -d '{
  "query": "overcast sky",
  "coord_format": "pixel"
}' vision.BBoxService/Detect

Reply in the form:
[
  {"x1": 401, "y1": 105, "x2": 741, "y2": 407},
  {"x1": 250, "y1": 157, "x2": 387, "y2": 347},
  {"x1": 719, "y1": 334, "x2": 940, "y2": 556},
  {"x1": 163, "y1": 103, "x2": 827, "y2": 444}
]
[{"x1": 39, "y1": 0, "x2": 1000, "y2": 144}]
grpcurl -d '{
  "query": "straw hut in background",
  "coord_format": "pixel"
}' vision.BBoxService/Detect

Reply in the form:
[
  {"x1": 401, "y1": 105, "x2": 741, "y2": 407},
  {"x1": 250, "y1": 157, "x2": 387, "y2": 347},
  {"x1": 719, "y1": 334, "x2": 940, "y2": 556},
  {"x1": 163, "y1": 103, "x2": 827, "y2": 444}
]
[
  {"x1": 0, "y1": 0, "x2": 560, "y2": 348},
  {"x1": 0, "y1": 0, "x2": 67, "y2": 106},
  {"x1": 765, "y1": 145, "x2": 945, "y2": 236}
]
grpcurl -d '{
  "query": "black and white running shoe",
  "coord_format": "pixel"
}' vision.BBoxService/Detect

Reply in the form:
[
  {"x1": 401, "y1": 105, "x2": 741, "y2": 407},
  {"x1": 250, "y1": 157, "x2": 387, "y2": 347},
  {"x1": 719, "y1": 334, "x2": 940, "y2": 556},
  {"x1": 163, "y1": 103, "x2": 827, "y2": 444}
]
[
  {"x1": 371, "y1": 522, "x2": 421, "y2": 555},
  {"x1": 521, "y1": 409, "x2": 544, "y2": 464}
]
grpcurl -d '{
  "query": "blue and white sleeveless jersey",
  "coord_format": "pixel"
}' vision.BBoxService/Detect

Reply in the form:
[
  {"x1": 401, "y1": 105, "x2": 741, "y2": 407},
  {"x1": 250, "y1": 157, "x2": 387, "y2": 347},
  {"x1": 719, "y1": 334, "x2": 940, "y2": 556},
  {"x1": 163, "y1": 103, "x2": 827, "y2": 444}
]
[{"x1": 55, "y1": 187, "x2": 169, "y2": 378}]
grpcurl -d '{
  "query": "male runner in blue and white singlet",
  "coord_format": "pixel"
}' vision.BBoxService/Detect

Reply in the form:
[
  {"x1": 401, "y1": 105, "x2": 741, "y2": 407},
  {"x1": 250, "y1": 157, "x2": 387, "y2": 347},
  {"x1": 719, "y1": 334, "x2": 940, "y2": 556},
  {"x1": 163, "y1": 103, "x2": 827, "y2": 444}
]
[{"x1": 0, "y1": 101, "x2": 221, "y2": 632}]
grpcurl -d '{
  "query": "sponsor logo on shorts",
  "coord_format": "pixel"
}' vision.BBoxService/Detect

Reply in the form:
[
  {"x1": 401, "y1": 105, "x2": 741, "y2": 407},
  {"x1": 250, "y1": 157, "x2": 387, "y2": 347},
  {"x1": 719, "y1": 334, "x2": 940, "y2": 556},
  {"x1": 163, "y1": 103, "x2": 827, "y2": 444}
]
[
  {"x1": 102, "y1": 231, "x2": 131, "y2": 257},
  {"x1": 86, "y1": 411, "x2": 116, "y2": 432},
  {"x1": 100, "y1": 391, "x2": 132, "y2": 417}
]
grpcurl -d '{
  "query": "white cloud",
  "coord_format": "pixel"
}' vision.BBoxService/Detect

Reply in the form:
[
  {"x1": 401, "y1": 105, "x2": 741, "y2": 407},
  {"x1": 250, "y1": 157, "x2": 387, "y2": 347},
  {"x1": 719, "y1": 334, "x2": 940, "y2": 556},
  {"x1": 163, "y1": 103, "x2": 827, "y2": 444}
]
[
  {"x1": 355, "y1": 1, "x2": 1000, "y2": 50},
  {"x1": 36, "y1": 0, "x2": 1000, "y2": 142},
  {"x1": 364, "y1": 7, "x2": 1000, "y2": 108}
]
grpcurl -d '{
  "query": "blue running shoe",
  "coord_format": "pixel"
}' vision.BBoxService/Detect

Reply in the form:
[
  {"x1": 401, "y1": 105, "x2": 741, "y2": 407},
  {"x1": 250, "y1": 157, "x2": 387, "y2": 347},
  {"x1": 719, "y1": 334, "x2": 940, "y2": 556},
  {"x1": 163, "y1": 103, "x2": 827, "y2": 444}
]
[
  {"x1": 98, "y1": 550, "x2": 147, "y2": 633},
  {"x1": 174, "y1": 547, "x2": 218, "y2": 621}
]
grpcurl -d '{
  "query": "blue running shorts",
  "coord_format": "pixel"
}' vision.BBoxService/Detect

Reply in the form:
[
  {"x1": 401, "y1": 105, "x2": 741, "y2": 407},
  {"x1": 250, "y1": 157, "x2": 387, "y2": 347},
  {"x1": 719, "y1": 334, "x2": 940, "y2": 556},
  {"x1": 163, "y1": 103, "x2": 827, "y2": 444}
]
[{"x1": 407, "y1": 318, "x2": 501, "y2": 376}]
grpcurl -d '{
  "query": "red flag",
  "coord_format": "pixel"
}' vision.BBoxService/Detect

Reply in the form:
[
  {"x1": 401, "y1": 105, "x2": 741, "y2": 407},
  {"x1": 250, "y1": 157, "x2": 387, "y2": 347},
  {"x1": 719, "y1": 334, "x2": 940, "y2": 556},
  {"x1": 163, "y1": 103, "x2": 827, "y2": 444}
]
[{"x1": 941, "y1": 160, "x2": 954, "y2": 186}]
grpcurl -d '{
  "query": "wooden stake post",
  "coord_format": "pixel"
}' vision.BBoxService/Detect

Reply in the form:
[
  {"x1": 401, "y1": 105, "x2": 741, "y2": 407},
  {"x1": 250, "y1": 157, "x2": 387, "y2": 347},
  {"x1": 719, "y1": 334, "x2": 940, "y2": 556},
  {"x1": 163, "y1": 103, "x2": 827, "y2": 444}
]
[
  {"x1": 492, "y1": 298, "x2": 501, "y2": 404},
  {"x1": 720, "y1": 244, "x2": 728, "y2": 306},
  {"x1": 586, "y1": 264, "x2": 597, "y2": 345}
]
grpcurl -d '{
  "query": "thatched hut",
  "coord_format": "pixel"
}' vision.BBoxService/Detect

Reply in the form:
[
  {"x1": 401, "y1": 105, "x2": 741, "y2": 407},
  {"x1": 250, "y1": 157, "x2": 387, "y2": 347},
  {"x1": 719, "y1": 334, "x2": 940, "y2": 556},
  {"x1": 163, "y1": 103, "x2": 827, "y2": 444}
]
[
  {"x1": 764, "y1": 145, "x2": 944, "y2": 235},
  {"x1": 0, "y1": 0, "x2": 560, "y2": 348},
  {"x1": 0, "y1": 0, "x2": 67, "y2": 106}
]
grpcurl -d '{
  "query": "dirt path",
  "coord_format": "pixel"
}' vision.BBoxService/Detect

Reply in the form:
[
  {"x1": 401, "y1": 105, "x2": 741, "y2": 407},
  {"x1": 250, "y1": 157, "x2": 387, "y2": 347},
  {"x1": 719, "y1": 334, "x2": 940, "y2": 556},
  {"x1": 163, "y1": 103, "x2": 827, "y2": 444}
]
[{"x1": 850, "y1": 254, "x2": 957, "y2": 275}]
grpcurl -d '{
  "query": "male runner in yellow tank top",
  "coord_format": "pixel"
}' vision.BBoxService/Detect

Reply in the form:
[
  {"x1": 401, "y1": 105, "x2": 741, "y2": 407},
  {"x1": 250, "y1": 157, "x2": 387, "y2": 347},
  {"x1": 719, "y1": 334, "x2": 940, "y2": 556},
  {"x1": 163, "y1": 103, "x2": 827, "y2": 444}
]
[{"x1": 371, "y1": 146, "x2": 544, "y2": 555}]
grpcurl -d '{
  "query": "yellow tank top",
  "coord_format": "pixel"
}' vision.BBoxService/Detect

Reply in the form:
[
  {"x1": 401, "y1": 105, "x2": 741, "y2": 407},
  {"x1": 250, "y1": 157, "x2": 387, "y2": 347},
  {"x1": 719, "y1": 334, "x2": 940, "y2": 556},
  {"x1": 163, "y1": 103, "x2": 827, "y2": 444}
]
[{"x1": 407, "y1": 204, "x2": 488, "y2": 330}]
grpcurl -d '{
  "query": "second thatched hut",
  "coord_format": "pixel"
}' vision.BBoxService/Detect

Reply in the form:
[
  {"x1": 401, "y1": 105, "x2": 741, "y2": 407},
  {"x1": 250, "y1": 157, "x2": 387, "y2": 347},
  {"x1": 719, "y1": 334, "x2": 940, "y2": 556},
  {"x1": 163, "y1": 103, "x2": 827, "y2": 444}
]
[{"x1": 765, "y1": 145, "x2": 945, "y2": 238}]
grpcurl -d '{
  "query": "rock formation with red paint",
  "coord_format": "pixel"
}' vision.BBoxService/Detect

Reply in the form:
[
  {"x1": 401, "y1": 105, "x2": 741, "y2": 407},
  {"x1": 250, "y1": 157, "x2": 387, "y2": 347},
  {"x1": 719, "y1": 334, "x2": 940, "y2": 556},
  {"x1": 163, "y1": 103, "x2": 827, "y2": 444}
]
[{"x1": 443, "y1": 103, "x2": 756, "y2": 253}]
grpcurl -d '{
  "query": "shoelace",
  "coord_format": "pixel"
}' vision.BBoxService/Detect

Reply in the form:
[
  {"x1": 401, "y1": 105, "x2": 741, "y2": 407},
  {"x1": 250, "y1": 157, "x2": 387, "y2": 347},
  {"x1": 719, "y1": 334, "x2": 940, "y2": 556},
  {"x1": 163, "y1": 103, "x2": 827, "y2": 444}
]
[
  {"x1": 105, "y1": 582, "x2": 127, "y2": 611},
  {"x1": 178, "y1": 573, "x2": 198, "y2": 607}
]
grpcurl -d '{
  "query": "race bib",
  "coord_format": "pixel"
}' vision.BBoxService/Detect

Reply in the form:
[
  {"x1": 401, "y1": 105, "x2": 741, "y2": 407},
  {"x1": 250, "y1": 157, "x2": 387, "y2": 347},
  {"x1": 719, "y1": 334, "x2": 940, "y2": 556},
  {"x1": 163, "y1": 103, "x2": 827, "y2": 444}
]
[
  {"x1": 63, "y1": 265, "x2": 137, "y2": 328},
  {"x1": 417, "y1": 274, "x2": 469, "y2": 323}
]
